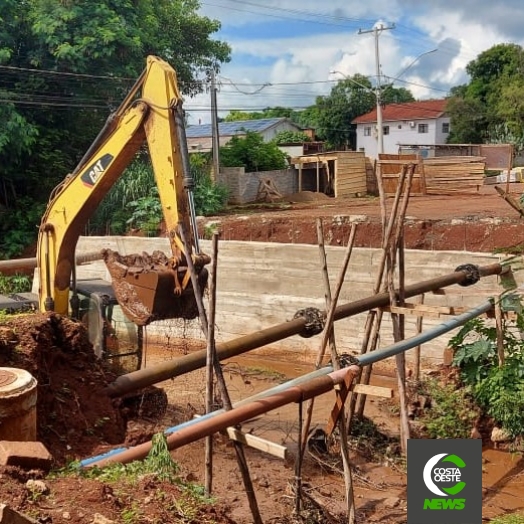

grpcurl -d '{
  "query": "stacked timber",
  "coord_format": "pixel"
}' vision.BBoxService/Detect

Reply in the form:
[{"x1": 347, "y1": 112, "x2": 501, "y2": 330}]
[
  {"x1": 378, "y1": 154, "x2": 423, "y2": 195},
  {"x1": 423, "y1": 156, "x2": 485, "y2": 194},
  {"x1": 334, "y1": 151, "x2": 367, "y2": 197}
]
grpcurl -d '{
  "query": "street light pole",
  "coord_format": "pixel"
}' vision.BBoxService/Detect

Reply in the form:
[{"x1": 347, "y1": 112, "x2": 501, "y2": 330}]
[
  {"x1": 330, "y1": 47, "x2": 437, "y2": 156},
  {"x1": 210, "y1": 70, "x2": 220, "y2": 181},
  {"x1": 358, "y1": 23, "x2": 395, "y2": 156},
  {"x1": 374, "y1": 27, "x2": 384, "y2": 156}
]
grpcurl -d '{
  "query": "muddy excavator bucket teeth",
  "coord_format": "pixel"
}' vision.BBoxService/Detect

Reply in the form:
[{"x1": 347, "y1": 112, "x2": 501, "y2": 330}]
[{"x1": 102, "y1": 249, "x2": 208, "y2": 326}]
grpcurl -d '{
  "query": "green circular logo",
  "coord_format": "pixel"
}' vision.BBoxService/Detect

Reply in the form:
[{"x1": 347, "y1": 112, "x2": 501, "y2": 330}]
[{"x1": 423, "y1": 453, "x2": 466, "y2": 496}]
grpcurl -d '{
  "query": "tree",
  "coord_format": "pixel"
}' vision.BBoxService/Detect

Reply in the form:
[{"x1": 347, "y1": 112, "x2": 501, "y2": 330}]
[
  {"x1": 447, "y1": 43, "x2": 524, "y2": 148},
  {"x1": 381, "y1": 85, "x2": 415, "y2": 105},
  {"x1": 314, "y1": 74, "x2": 375, "y2": 150},
  {"x1": 220, "y1": 131, "x2": 288, "y2": 172},
  {"x1": 273, "y1": 131, "x2": 311, "y2": 144},
  {"x1": 0, "y1": 0, "x2": 231, "y2": 256},
  {"x1": 224, "y1": 107, "x2": 295, "y2": 122}
]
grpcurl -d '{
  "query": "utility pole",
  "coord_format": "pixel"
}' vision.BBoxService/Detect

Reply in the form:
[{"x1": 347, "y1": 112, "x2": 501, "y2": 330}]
[
  {"x1": 210, "y1": 70, "x2": 220, "y2": 181},
  {"x1": 358, "y1": 23, "x2": 395, "y2": 156}
]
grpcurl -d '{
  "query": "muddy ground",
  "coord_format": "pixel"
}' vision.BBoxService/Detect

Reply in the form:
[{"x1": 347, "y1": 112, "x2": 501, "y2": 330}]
[{"x1": 1, "y1": 185, "x2": 524, "y2": 522}]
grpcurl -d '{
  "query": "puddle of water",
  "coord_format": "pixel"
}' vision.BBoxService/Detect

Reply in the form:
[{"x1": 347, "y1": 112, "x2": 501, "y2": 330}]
[{"x1": 482, "y1": 448, "x2": 524, "y2": 518}]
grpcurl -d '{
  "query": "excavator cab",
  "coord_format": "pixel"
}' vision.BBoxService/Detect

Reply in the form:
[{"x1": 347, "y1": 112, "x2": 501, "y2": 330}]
[{"x1": 74, "y1": 279, "x2": 143, "y2": 373}]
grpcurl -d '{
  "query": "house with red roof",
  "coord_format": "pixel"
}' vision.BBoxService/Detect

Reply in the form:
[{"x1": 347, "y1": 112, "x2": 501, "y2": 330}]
[{"x1": 352, "y1": 99, "x2": 450, "y2": 159}]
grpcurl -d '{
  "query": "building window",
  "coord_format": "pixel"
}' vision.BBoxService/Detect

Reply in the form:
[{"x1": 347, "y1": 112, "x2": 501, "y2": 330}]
[
  {"x1": 442, "y1": 122, "x2": 450, "y2": 133},
  {"x1": 364, "y1": 126, "x2": 371, "y2": 136},
  {"x1": 418, "y1": 123, "x2": 429, "y2": 134},
  {"x1": 383, "y1": 126, "x2": 390, "y2": 135}
]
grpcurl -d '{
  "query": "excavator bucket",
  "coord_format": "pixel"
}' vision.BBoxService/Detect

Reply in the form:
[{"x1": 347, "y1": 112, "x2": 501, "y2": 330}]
[{"x1": 102, "y1": 249, "x2": 208, "y2": 326}]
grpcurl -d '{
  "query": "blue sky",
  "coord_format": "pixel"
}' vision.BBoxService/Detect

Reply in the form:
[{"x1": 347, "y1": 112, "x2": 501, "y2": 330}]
[{"x1": 185, "y1": 0, "x2": 524, "y2": 125}]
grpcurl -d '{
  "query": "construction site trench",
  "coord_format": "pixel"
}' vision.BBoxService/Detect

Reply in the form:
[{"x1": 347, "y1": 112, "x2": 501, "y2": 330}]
[{"x1": 2, "y1": 185, "x2": 524, "y2": 523}]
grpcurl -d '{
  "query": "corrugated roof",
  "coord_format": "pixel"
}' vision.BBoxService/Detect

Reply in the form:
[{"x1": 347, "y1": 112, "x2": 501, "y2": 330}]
[
  {"x1": 185, "y1": 117, "x2": 288, "y2": 138},
  {"x1": 352, "y1": 99, "x2": 448, "y2": 124}
]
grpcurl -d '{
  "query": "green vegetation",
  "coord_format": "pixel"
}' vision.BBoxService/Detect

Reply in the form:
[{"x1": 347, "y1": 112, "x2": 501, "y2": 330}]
[
  {"x1": 220, "y1": 131, "x2": 288, "y2": 172},
  {"x1": 417, "y1": 379, "x2": 480, "y2": 439},
  {"x1": 86, "y1": 154, "x2": 228, "y2": 235},
  {"x1": 81, "y1": 433, "x2": 180, "y2": 484},
  {"x1": 0, "y1": 0, "x2": 231, "y2": 257},
  {"x1": 273, "y1": 130, "x2": 311, "y2": 144},
  {"x1": 449, "y1": 311, "x2": 524, "y2": 438},
  {"x1": 447, "y1": 43, "x2": 524, "y2": 152},
  {"x1": 490, "y1": 514, "x2": 524, "y2": 524},
  {"x1": 0, "y1": 273, "x2": 32, "y2": 295}
]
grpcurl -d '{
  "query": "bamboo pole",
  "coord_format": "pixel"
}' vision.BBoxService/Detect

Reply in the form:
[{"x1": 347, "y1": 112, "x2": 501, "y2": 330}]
[
  {"x1": 313, "y1": 218, "x2": 355, "y2": 524},
  {"x1": 386, "y1": 166, "x2": 416, "y2": 453},
  {"x1": 495, "y1": 299, "x2": 505, "y2": 367},
  {"x1": 179, "y1": 225, "x2": 263, "y2": 524},
  {"x1": 205, "y1": 233, "x2": 219, "y2": 496},
  {"x1": 388, "y1": 232, "x2": 410, "y2": 454},
  {"x1": 413, "y1": 294, "x2": 425, "y2": 382},
  {"x1": 300, "y1": 224, "x2": 357, "y2": 458},
  {"x1": 348, "y1": 166, "x2": 408, "y2": 424}
]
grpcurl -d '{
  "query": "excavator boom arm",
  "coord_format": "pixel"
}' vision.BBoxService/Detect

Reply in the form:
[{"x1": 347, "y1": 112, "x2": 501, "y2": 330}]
[{"x1": 37, "y1": 56, "x2": 208, "y2": 324}]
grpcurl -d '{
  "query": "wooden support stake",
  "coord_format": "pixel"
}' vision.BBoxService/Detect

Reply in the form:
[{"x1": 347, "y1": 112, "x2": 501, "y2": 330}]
[
  {"x1": 348, "y1": 165, "x2": 408, "y2": 425},
  {"x1": 495, "y1": 299, "x2": 505, "y2": 367},
  {"x1": 204, "y1": 233, "x2": 218, "y2": 496},
  {"x1": 309, "y1": 218, "x2": 356, "y2": 524},
  {"x1": 301, "y1": 223, "x2": 357, "y2": 455},
  {"x1": 179, "y1": 225, "x2": 263, "y2": 524},
  {"x1": 414, "y1": 294, "x2": 425, "y2": 382}
]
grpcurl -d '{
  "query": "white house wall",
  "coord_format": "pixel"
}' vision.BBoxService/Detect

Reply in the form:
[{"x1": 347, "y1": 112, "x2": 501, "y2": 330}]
[{"x1": 356, "y1": 116, "x2": 451, "y2": 159}]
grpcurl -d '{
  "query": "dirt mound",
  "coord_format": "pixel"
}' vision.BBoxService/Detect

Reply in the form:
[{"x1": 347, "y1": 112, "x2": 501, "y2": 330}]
[
  {"x1": 0, "y1": 312, "x2": 126, "y2": 465},
  {"x1": 284, "y1": 191, "x2": 332, "y2": 202}
]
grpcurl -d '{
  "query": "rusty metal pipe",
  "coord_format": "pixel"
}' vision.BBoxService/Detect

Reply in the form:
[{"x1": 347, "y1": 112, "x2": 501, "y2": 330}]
[
  {"x1": 89, "y1": 365, "x2": 360, "y2": 468},
  {"x1": 107, "y1": 262, "x2": 506, "y2": 398},
  {"x1": 0, "y1": 251, "x2": 104, "y2": 272}
]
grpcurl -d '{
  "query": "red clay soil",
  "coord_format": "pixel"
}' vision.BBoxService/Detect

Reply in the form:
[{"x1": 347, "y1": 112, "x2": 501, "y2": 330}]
[
  {"x1": 0, "y1": 313, "x2": 126, "y2": 464},
  {"x1": 0, "y1": 313, "x2": 241, "y2": 524},
  {"x1": 199, "y1": 184, "x2": 524, "y2": 253},
  {"x1": 0, "y1": 313, "x2": 405, "y2": 524}
]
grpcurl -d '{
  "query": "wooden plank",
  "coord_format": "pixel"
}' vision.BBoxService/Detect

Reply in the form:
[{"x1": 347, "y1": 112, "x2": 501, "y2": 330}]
[
  {"x1": 226, "y1": 427, "x2": 289, "y2": 460},
  {"x1": 383, "y1": 303, "x2": 456, "y2": 317},
  {"x1": 352, "y1": 383, "x2": 394, "y2": 398},
  {"x1": 194, "y1": 414, "x2": 289, "y2": 460}
]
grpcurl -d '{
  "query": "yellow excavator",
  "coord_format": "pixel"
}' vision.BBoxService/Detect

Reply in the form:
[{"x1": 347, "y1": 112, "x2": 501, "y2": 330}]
[{"x1": 33, "y1": 55, "x2": 211, "y2": 370}]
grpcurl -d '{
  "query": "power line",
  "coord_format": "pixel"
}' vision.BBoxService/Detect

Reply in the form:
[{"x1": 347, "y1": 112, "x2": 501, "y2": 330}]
[
  {"x1": 201, "y1": 1, "x2": 373, "y2": 28},
  {"x1": 0, "y1": 64, "x2": 134, "y2": 81},
  {"x1": 0, "y1": 98, "x2": 108, "y2": 109},
  {"x1": 209, "y1": 0, "x2": 376, "y2": 25}
]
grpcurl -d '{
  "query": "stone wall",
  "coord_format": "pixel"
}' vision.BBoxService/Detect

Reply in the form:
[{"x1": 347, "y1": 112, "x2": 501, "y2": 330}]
[{"x1": 71, "y1": 237, "x2": 517, "y2": 369}]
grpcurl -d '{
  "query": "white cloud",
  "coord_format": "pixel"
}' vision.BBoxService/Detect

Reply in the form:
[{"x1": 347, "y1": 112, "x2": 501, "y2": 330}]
[{"x1": 186, "y1": 1, "x2": 524, "y2": 124}]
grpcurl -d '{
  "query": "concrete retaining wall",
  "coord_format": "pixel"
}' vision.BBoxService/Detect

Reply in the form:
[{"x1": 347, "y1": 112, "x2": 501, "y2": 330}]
[
  {"x1": 218, "y1": 167, "x2": 297, "y2": 204},
  {"x1": 71, "y1": 236, "x2": 518, "y2": 368}
]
